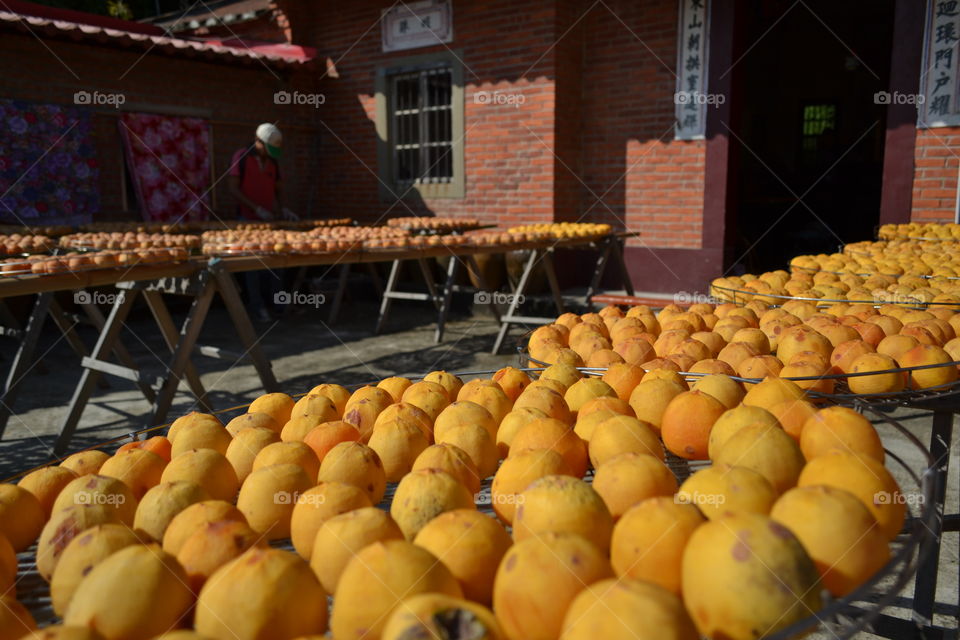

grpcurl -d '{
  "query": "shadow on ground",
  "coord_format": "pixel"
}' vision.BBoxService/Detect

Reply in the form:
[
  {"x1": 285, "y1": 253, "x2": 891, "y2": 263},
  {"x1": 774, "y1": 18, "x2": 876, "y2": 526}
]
[{"x1": 0, "y1": 293, "x2": 550, "y2": 476}]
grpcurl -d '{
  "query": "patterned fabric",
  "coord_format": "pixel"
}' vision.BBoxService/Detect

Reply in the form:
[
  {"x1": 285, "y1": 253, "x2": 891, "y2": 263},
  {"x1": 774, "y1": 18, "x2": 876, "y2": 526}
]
[
  {"x1": 119, "y1": 112, "x2": 211, "y2": 222},
  {"x1": 0, "y1": 99, "x2": 100, "y2": 226}
]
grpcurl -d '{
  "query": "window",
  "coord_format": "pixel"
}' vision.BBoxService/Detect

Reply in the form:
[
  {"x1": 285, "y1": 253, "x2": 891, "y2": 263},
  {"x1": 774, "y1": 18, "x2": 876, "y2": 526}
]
[
  {"x1": 391, "y1": 67, "x2": 453, "y2": 185},
  {"x1": 801, "y1": 104, "x2": 836, "y2": 152},
  {"x1": 376, "y1": 51, "x2": 464, "y2": 199}
]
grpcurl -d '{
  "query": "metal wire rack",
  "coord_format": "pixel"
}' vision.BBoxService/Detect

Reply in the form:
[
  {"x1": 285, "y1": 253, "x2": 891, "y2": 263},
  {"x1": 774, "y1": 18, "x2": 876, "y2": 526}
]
[
  {"x1": 513, "y1": 353, "x2": 944, "y2": 638},
  {"x1": 790, "y1": 252, "x2": 960, "y2": 282},
  {"x1": 708, "y1": 283, "x2": 959, "y2": 309},
  {"x1": 7, "y1": 366, "x2": 942, "y2": 638},
  {"x1": 788, "y1": 262, "x2": 904, "y2": 279},
  {"x1": 877, "y1": 235, "x2": 959, "y2": 242},
  {"x1": 519, "y1": 344, "x2": 960, "y2": 400}
]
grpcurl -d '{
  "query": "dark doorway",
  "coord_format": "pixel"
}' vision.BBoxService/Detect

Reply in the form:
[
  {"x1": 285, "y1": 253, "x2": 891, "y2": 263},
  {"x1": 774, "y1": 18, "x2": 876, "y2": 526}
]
[{"x1": 726, "y1": 0, "x2": 895, "y2": 274}]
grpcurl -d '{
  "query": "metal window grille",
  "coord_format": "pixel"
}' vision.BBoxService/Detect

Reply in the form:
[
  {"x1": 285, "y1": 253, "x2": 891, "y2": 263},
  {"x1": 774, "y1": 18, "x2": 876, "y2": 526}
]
[
  {"x1": 801, "y1": 103, "x2": 836, "y2": 152},
  {"x1": 390, "y1": 66, "x2": 454, "y2": 185}
]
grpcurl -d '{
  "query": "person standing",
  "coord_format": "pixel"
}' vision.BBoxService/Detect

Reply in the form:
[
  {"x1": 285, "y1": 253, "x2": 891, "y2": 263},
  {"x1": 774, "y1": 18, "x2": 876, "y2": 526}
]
[{"x1": 229, "y1": 123, "x2": 297, "y2": 322}]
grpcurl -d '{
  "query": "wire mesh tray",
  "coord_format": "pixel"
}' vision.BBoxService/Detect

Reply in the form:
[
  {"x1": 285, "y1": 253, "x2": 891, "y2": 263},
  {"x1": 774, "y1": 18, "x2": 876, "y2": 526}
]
[
  {"x1": 7, "y1": 368, "x2": 940, "y2": 638},
  {"x1": 397, "y1": 224, "x2": 497, "y2": 235},
  {"x1": 59, "y1": 244, "x2": 203, "y2": 255},
  {"x1": 200, "y1": 247, "x2": 360, "y2": 258},
  {"x1": 788, "y1": 263, "x2": 904, "y2": 279},
  {"x1": 510, "y1": 357, "x2": 941, "y2": 637},
  {"x1": 878, "y1": 235, "x2": 959, "y2": 242},
  {"x1": 709, "y1": 283, "x2": 959, "y2": 309},
  {"x1": 0, "y1": 258, "x2": 194, "y2": 279},
  {"x1": 794, "y1": 257, "x2": 960, "y2": 282},
  {"x1": 519, "y1": 344, "x2": 960, "y2": 408}
]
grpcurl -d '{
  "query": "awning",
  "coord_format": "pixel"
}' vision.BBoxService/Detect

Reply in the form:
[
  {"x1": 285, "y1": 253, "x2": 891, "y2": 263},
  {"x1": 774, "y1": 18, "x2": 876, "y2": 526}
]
[{"x1": 0, "y1": 9, "x2": 315, "y2": 69}]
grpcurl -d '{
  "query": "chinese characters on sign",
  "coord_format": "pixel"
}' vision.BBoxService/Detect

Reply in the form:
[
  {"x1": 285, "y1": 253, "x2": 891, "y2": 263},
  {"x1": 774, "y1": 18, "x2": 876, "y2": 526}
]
[
  {"x1": 675, "y1": 0, "x2": 710, "y2": 140},
  {"x1": 382, "y1": 1, "x2": 453, "y2": 53},
  {"x1": 920, "y1": 0, "x2": 960, "y2": 127}
]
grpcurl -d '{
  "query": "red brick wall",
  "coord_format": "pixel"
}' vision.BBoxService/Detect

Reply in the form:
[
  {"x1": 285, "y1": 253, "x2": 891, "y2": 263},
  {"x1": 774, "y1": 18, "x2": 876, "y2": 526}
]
[
  {"x1": 304, "y1": 0, "x2": 709, "y2": 291},
  {"x1": 579, "y1": 0, "x2": 705, "y2": 250},
  {"x1": 912, "y1": 127, "x2": 960, "y2": 223},
  {"x1": 0, "y1": 32, "x2": 319, "y2": 223},
  {"x1": 307, "y1": 0, "x2": 562, "y2": 227},
  {"x1": 308, "y1": 0, "x2": 705, "y2": 236},
  {"x1": 2, "y1": 0, "x2": 716, "y2": 291}
]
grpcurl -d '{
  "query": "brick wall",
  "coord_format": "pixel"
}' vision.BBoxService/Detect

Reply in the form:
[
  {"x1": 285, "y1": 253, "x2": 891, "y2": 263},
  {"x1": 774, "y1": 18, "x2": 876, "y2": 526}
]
[
  {"x1": 0, "y1": 32, "x2": 319, "y2": 222},
  {"x1": 912, "y1": 126, "x2": 960, "y2": 223},
  {"x1": 305, "y1": 0, "x2": 710, "y2": 296},
  {"x1": 307, "y1": 0, "x2": 706, "y2": 244},
  {"x1": 307, "y1": 0, "x2": 562, "y2": 227},
  {"x1": 8, "y1": 1, "x2": 953, "y2": 294},
  {"x1": 578, "y1": 0, "x2": 705, "y2": 250},
  {"x1": 1, "y1": 0, "x2": 718, "y2": 291}
]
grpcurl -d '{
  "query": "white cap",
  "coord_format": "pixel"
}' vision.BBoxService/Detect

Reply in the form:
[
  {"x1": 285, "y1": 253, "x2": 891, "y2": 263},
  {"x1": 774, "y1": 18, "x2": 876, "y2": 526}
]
[{"x1": 256, "y1": 123, "x2": 282, "y2": 158}]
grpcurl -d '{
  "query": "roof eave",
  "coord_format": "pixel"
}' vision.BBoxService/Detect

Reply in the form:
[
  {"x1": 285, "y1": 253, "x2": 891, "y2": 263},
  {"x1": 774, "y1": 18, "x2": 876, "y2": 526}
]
[{"x1": 0, "y1": 11, "x2": 314, "y2": 70}]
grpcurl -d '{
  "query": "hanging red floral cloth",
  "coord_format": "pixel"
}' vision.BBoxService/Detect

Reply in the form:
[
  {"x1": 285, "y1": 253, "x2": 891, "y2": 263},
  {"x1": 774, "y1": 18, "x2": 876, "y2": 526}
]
[{"x1": 119, "y1": 112, "x2": 211, "y2": 222}]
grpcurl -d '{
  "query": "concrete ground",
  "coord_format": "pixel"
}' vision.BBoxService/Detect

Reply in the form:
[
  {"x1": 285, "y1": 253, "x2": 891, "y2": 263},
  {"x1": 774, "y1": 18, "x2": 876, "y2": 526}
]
[
  {"x1": 0, "y1": 293, "x2": 521, "y2": 473},
  {"x1": 0, "y1": 290, "x2": 956, "y2": 637}
]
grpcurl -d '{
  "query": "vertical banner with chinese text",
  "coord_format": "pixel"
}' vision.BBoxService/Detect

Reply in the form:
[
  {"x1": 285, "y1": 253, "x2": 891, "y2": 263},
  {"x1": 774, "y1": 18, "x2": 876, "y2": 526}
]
[
  {"x1": 920, "y1": 0, "x2": 960, "y2": 127},
  {"x1": 675, "y1": 0, "x2": 711, "y2": 140}
]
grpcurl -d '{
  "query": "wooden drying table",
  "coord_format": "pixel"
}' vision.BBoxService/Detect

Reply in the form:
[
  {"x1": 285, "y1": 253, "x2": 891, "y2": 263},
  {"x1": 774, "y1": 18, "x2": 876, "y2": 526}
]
[
  {"x1": 0, "y1": 248, "x2": 491, "y2": 451},
  {"x1": 0, "y1": 261, "x2": 200, "y2": 445},
  {"x1": 489, "y1": 232, "x2": 637, "y2": 354},
  {"x1": 322, "y1": 233, "x2": 636, "y2": 351},
  {"x1": 0, "y1": 236, "x2": 636, "y2": 452}
]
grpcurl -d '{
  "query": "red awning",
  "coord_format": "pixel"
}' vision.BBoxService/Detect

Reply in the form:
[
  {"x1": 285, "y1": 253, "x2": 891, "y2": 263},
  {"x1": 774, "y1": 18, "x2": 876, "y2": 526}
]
[{"x1": 0, "y1": 5, "x2": 315, "y2": 68}]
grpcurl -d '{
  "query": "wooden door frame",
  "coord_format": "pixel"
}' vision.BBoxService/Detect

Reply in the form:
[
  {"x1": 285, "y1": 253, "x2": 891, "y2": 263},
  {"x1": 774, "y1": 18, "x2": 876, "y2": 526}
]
[
  {"x1": 705, "y1": 0, "x2": 919, "y2": 257},
  {"x1": 879, "y1": 0, "x2": 924, "y2": 225}
]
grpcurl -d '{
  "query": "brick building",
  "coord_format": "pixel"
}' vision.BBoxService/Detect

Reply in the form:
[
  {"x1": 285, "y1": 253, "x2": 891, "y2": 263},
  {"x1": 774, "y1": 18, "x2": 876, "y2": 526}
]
[
  {"x1": 0, "y1": 0, "x2": 958, "y2": 292},
  {"x1": 0, "y1": 0, "x2": 320, "y2": 225}
]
